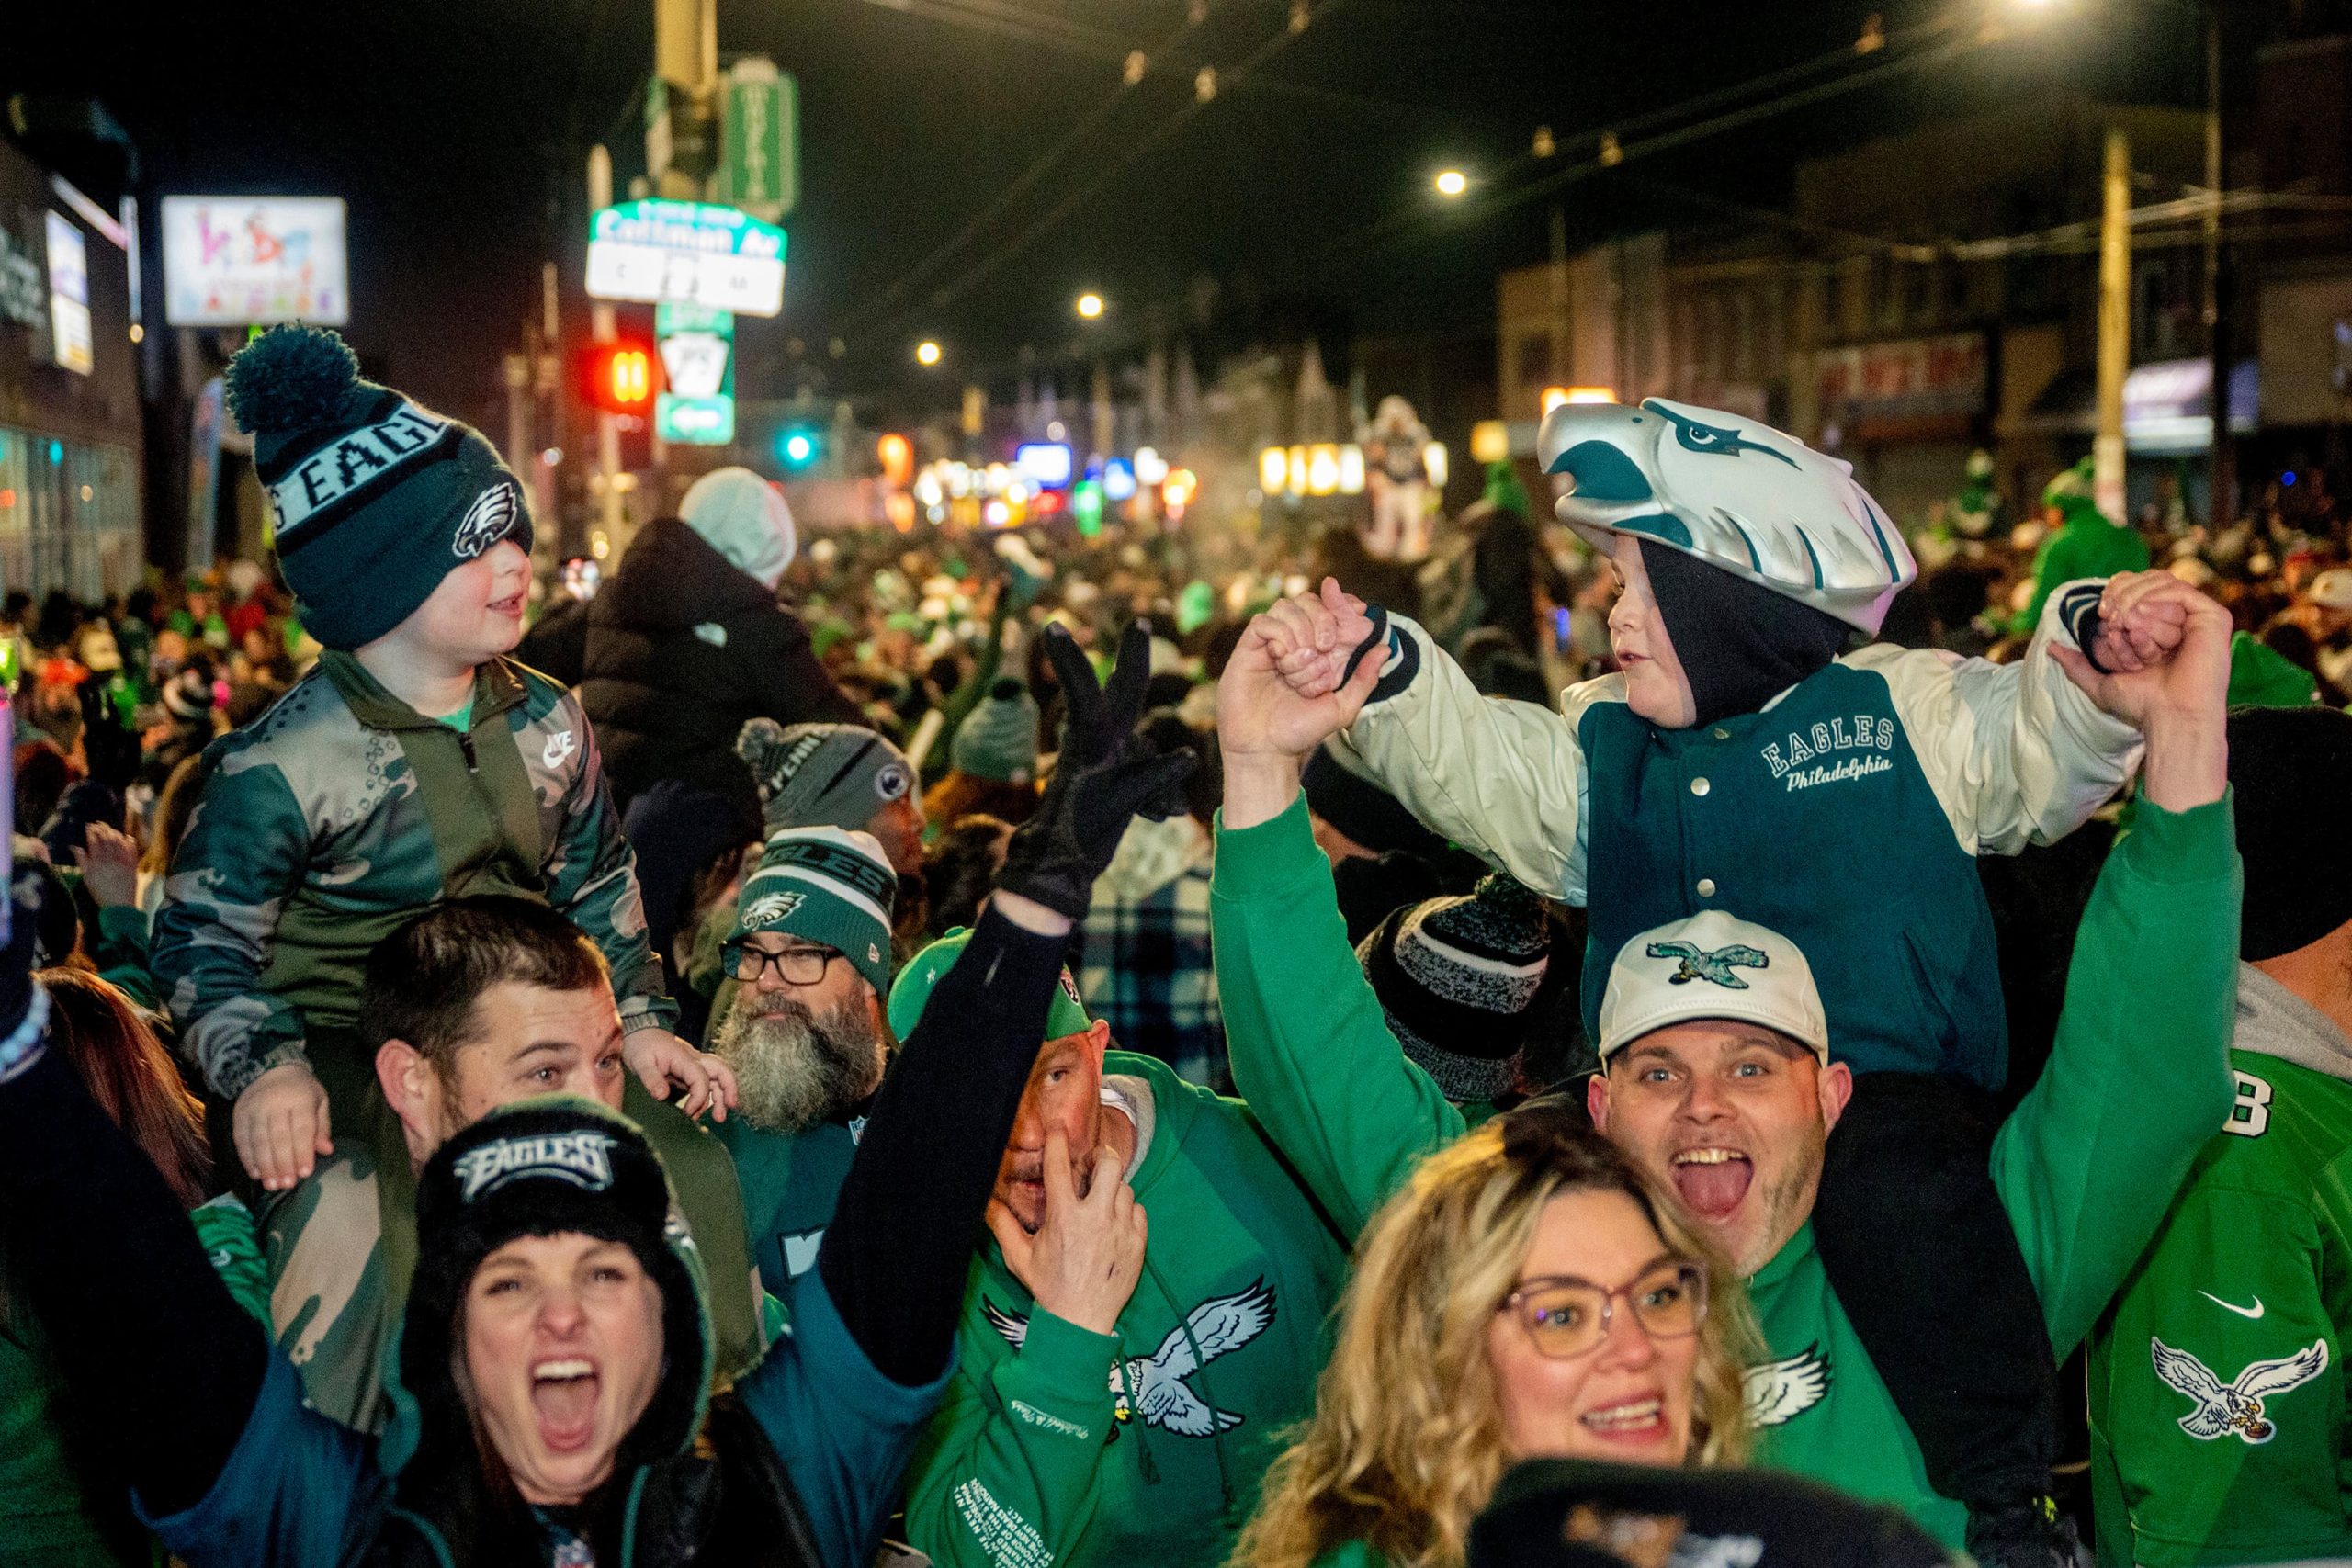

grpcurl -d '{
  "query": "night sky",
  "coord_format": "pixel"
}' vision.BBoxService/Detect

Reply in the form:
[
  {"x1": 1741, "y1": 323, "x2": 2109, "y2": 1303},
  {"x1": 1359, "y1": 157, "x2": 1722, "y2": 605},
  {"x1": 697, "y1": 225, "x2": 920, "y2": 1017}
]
[{"x1": 12, "y1": 1, "x2": 2200, "y2": 429}]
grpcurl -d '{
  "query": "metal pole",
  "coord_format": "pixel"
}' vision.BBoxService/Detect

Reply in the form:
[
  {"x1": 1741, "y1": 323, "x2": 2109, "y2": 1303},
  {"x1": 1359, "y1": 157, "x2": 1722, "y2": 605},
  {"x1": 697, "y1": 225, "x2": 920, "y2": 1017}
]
[
  {"x1": 2095, "y1": 129, "x2": 2131, "y2": 524},
  {"x1": 2203, "y1": 4, "x2": 2235, "y2": 525},
  {"x1": 588, "y1": 145, "x2": 624, "y2": 547}
]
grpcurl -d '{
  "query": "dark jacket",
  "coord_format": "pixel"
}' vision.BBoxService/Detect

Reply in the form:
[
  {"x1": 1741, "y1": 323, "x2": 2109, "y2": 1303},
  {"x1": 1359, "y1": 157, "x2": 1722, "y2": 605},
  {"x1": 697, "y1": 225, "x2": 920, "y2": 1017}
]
[
  {"x1": 514, "y1": 595, "x2": 592, "y2": 688},
  {"x1": 581, "y1": 517, "x2": 863, "y2": 812}
]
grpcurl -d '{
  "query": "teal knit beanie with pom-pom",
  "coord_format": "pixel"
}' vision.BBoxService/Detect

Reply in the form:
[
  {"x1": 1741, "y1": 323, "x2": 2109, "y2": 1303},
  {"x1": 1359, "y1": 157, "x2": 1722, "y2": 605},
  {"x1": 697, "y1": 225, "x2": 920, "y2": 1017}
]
[{"x1": 226, "y1": 324, "x2": 532, "y2": 650}]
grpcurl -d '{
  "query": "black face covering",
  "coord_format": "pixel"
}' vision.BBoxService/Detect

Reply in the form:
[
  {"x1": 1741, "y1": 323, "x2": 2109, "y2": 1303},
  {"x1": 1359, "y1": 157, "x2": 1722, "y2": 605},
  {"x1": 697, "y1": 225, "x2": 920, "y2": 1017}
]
[{"x1": 1638, "y1": 538, "x2": 1854, "y2": 728}]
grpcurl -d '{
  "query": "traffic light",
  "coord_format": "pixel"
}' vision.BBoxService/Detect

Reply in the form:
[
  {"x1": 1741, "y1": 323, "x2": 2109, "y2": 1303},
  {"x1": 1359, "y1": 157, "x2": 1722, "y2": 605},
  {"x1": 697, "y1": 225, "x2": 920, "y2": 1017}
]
[
  {"x1": 582, "y1": 342, "x2": 656, "y2": 413},
  {"x1": 777, "y1": 427, "x2": 821, "y2": 469}
]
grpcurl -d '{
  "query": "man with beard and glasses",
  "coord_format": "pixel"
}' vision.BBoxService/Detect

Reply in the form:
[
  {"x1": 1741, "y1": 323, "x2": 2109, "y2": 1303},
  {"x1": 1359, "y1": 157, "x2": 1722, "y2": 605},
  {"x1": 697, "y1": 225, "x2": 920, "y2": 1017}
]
[{"x1": 707, "y1": 824, "x2": 906, "y2": 1300}]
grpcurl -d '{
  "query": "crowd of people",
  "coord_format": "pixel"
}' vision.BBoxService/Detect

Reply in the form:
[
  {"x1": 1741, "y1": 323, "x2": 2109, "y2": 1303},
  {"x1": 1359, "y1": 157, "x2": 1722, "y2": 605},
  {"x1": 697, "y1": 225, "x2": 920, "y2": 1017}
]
[{"x1": 0, "y1": 328, "x2": 2346, "y2": 1568}]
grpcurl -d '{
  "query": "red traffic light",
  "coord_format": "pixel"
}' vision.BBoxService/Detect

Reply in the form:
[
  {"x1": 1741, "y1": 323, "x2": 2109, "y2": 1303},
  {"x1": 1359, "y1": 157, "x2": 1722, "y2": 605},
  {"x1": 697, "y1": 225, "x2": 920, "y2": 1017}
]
[{"x1": 582, "y1": 342, "x2": 655, "y2": 412}]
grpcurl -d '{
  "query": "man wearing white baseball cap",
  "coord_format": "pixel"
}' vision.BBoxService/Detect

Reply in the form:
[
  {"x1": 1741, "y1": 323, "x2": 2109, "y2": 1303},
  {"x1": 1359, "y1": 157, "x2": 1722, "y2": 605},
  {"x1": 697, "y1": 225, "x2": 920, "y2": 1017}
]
[{"x1": 1211, "y1": 556, "x2": 2244, "y2": 1555}]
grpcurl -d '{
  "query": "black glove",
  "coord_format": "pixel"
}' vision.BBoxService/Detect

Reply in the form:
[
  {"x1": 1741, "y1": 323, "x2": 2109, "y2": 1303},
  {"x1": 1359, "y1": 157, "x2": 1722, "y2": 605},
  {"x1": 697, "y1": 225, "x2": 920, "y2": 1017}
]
[{"x1": 995, "y1": 622, "x2": 1196, "y2": 919}]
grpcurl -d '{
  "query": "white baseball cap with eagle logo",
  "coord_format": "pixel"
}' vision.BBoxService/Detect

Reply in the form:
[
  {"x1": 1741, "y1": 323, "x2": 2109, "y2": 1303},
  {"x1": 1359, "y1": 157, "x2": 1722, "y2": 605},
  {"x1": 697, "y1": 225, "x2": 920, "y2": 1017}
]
[{"x1": 1595, "y1": 908, "x2": 1830, "y2": 1066}]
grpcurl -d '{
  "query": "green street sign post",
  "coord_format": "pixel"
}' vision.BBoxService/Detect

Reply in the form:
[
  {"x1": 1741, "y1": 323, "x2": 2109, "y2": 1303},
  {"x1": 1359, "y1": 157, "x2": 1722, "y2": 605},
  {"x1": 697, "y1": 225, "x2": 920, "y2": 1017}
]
[{"x1": 721, "y1": 60, "x2": 797, "y2": 221}]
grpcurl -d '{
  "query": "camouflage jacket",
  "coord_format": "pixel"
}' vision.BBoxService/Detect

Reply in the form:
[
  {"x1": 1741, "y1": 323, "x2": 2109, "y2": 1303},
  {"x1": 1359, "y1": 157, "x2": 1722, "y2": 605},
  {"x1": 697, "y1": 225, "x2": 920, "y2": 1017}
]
[{"x1": 152, "y1": 651, "x2": 676, "y2": 1100}]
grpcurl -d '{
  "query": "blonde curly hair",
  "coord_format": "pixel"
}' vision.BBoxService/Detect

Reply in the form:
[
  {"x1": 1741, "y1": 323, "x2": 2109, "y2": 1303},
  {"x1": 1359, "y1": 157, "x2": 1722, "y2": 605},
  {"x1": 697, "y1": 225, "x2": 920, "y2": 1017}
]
[{"x1": 1233, "y1": 1106, "x2": 1758, "y2": 1568}]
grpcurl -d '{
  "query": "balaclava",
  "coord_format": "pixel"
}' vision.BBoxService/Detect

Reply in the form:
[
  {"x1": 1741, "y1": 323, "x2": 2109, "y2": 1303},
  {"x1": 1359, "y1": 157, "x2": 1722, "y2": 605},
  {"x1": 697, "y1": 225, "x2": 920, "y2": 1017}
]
[
  {"x1": 1639, "y1": 539, "x2": 1851, "y2": 728},
  {"x1": 225, "y1": 325, "x2": 532, "y2": 650}
]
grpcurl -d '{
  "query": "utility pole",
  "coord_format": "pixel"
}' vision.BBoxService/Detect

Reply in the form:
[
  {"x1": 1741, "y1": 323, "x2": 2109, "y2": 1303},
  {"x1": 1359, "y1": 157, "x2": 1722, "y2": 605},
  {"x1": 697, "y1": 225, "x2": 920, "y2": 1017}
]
[
  {"x1": 587, "y1": 144, "x2": 626, "y2": 549},
  {"x1": 647, "y1": 0, "x2": 720, "y2": 500},
  {"x1": 2203, "y1": 1, "x2": 2236, "y2": 526},
  {"x1": 2095, "y1": 129, "x2": 2132, "y2": 525}
]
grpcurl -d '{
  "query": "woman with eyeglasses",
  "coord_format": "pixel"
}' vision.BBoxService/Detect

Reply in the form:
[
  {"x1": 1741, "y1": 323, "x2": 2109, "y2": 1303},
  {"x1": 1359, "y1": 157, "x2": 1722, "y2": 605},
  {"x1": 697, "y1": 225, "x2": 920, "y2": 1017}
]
[{"x1": 1232, "y1": 1106, "x2": 1756, "y2": 1568}]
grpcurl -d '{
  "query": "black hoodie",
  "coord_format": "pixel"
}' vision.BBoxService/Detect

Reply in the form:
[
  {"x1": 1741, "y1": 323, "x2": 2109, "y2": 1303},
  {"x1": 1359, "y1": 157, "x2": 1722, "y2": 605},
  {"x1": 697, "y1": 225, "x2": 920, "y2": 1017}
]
[{"x1": 579, "y1": 516, "x2": 864, "y2": 813}]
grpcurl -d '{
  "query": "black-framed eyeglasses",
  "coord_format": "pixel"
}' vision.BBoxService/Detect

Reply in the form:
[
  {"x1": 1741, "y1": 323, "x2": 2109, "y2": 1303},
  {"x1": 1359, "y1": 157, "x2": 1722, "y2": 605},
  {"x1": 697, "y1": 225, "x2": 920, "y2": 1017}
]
[
  {"x1": 723, "y1": 942, "x2": 840, "y2": 987},
  {"x1": 1496, "y1": 1260, "x2": 1708, "y2": 1360}
]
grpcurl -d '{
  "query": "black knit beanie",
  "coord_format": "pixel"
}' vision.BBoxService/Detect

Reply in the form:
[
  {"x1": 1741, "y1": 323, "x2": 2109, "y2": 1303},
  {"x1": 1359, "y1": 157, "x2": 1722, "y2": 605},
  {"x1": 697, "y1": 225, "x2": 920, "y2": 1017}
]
[
  {"x1": 398, "y1": 1099, "x2": 707, "y2": 1483},
  {"x1": 1639, "y1": 539, "x2": 1852, "y2": 728},
  {"x1": 2228, "y1": 705, "x2": 2352, "y2": 962},
  {"x1": 1357, "y1": 872, "x2": 1552, "y2": 1104},
  {"x1": 1471, "y1": 1457, "x2": 1950, "y2": 1568}
]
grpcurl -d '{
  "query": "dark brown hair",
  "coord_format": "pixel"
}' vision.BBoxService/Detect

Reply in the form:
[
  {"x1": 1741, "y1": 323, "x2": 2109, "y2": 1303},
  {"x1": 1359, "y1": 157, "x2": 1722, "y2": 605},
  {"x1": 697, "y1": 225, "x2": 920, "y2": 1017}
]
[
  {"x1": 39, "y1": 968, "x2": 211, "y2": 1210},
  {"x1": 359, "y1": 897, "x2": 610, "y2": 1075}
]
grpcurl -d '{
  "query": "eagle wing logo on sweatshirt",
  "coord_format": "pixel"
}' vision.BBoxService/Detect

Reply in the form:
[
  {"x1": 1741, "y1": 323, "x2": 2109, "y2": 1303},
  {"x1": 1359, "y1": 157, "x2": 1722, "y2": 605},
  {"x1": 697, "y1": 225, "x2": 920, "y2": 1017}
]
[
  {"x1": 1647, "y1": 941, "x2": 1770, "y2": 989},
  {"x1": 452, "y1": 481, "x2": 521, "y2": 559},
  {"x1": 2152, "y1": 1337, "x2": 2329, "y2": 1444},
  {"x1": 985, "y1": 1281, "x2": 1278, "y2": 1438},
  {"x1": 1744, "y1": 1345, "x2": 1830, "y2": 1427}
]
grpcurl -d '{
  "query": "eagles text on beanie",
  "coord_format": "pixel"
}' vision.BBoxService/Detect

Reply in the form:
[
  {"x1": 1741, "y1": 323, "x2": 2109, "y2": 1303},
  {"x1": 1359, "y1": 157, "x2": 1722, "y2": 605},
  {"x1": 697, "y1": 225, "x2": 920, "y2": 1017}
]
[{"x1": 226, "y1": 325, "x2": 532, "y2": 650}]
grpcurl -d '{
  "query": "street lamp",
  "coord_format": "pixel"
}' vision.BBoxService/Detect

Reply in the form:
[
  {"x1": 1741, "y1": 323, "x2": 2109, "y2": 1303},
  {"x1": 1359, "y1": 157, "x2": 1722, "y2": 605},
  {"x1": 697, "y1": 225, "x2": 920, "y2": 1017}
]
[
  {"x1": 916, "y1": 340, "x2": 942, "y2": 366},
  {"x1": 1434, "y1": 169, "x2": 1468, "y2": 197},
  {"x1": 1076, "y1": 292, "x2": 1105, "y2": 320}
]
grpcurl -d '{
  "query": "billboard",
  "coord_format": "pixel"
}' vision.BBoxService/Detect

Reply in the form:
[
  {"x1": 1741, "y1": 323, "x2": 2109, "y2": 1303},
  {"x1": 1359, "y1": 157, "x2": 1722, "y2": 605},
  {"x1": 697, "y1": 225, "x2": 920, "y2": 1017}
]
[
  {"x1": 44, "y1": 211, "x2": 90, "y2": 375},
  {"x1": 161, "y1": 197, "x2": 348, "y2": 326}
]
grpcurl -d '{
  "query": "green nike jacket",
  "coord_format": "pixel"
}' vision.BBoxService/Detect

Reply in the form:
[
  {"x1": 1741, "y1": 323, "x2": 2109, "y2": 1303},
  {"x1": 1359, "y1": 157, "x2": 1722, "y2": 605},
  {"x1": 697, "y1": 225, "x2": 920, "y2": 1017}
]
[
  {"x1": 2089, "y1": 966, "x2": 2352, "y2": 1567},
  {"x1": 900, "y1": 1051, "x2": 1349, "y2": 1568},
  {"x1": 1211, "y1": 789, "x2": 2238, "y2": 1551}
]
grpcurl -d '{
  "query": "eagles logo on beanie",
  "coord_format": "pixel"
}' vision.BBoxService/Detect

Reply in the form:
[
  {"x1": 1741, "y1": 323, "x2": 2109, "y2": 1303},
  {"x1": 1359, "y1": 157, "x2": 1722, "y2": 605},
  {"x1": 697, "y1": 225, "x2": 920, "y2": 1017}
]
[
  {"x1": 225, "y1": 324, "x2": 533, "y2": 650},
  {"x1": 726, "y1": 826, "x2": 899, "y2": 998}
]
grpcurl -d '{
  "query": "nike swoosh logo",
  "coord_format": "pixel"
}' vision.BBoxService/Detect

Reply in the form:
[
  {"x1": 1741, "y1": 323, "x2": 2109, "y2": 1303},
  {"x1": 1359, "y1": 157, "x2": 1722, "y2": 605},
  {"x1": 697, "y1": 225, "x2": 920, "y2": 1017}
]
[{"x1": 2199, "y1": 1291, "x2": 2266, "y2": 1320}]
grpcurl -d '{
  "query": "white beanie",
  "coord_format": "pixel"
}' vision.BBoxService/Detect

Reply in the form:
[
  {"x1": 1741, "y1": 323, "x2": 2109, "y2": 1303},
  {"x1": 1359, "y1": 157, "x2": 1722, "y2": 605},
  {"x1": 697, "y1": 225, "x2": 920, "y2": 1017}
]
[{"x1": 681, "y1": 467, "x2": 797, "y2": 591}]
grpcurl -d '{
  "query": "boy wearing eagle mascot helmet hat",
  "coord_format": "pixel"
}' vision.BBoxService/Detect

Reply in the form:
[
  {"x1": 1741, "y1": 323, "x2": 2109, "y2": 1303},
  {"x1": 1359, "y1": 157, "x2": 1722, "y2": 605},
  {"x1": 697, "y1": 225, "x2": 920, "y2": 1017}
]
[
  {"x1": 1250, "y1": 396, "x2": 2222, "y2": 1565},
  {"x1": 151, "y1": 325, "x2": 737, "y2": 1333}
]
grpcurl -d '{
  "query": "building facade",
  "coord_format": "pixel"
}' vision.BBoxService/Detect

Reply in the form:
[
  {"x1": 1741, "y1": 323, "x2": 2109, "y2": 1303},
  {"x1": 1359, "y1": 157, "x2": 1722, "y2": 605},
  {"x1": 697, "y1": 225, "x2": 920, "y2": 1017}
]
[{"x1": 0, "y1": 130, "x2": 142, "y2": 603}]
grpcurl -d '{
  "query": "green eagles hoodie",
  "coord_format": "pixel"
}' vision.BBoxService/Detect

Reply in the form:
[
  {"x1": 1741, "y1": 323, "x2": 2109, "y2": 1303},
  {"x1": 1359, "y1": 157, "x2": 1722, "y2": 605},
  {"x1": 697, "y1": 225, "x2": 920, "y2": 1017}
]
[
  {"x1": 1212, "y1": 789, "x2": 2239, "y2": 1551},
  {"x1": 2089, "y1": 966, "x2": 2352, "y2": 1567},
  {"x1": 901, "y1": 1051, "x2": 1349, "y2": 1568}
]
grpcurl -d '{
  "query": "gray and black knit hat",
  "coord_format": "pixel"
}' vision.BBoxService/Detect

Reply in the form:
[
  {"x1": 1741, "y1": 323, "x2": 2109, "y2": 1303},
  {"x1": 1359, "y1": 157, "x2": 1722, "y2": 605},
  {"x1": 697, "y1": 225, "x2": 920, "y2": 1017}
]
[
  {"x1": 736, "y1": 720, "x2": 915, "y2": 838},
  {"x1": 1357, "y1": 873, "x2": 1552, "y2": 1105},
  {"x1": 225, "y1": 325, "x2": 531, "y2": 650}
]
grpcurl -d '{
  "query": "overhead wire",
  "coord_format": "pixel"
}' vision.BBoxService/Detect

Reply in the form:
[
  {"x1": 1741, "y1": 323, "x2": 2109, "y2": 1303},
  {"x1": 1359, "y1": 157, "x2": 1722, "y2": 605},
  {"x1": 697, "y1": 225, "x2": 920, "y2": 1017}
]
[
  {"x1": 993, "y1": 7, "x2": 1992, "y2": 379},
  {"x1": 860, "y1": 0, "x2": 1349, "y2": 347},
  {"x1": 831, "y1": 2, "x2": 1216, "y2": 339}
]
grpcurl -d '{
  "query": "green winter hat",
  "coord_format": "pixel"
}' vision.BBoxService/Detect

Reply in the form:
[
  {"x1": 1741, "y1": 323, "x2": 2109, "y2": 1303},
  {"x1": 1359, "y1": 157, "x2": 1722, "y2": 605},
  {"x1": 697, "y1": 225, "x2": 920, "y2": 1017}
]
[
  {"x1": 888, "y1": 925, "x2": 1092, "y2": 1043},
  {"x1": 728, "y1": 827, "x2": 899, "y2": 998},
  {"x1": 951, "y1": 678, "x2": 1040, "y2": 784},
  {"x1": 227, "y1": 325, "x2": 532, "y2": 650}
]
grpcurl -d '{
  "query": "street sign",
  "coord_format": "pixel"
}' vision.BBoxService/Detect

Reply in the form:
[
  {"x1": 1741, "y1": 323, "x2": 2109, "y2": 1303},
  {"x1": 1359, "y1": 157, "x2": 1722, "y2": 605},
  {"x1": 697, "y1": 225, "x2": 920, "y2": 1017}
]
[
  {"x1": 658, "y1": 393, "x2": 735, "y2": 444},
  {"x1": 656, "y1": 300, "x2": 734, "y2": 338},
  {"x1": 585, "y1": 199, "x2": 786, "y2": 317},
  {"x1": 721, "y1": 60, "x2": 797, "y2": 220},
  {"x1": 659, "y1": 333, "x2": 729, "y2": 399}
]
